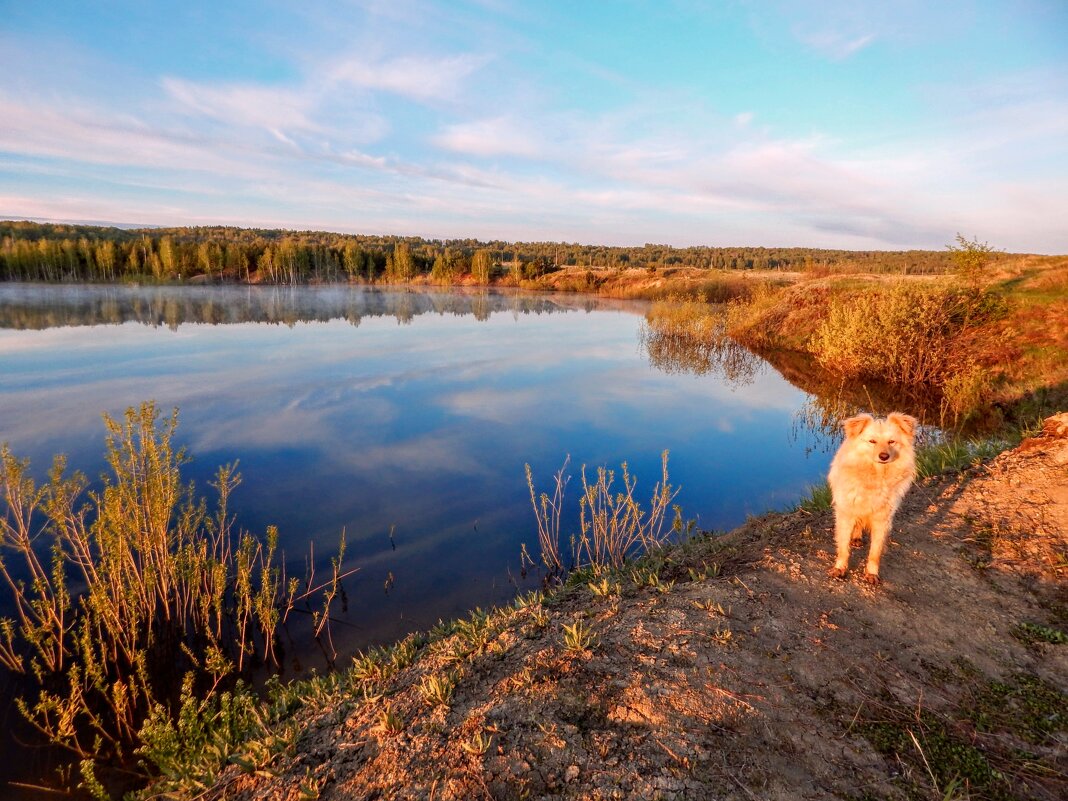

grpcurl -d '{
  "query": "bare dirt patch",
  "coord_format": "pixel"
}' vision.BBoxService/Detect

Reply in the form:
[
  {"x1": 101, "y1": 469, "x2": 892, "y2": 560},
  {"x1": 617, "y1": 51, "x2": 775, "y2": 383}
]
[{"x1": 207, "y1": 417, "x2": 1068, "y2": 801}]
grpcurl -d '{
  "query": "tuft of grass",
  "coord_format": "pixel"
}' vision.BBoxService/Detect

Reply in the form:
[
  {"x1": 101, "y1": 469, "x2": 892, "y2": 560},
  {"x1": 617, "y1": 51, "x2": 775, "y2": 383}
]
[
  {"x1": 916, "y1": 437, "x2": 1009, "y2": 478},
  {"x1": 526, "y1": 451, "x2": 682, "y2": 578},
  {"x1": 798, "y1": 481, "x2": 833, "y2": 513}
]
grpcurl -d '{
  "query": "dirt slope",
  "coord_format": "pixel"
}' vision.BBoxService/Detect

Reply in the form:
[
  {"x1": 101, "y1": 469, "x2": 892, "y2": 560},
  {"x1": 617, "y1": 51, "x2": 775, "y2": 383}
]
[{"x1": 208, "y1": 416, "x2": 1068, "y2": 801}]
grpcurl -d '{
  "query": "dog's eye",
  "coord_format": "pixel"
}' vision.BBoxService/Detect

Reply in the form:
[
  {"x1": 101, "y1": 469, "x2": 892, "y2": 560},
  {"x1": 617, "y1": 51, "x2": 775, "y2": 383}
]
[
  {"x1": 889, "y1": 439, "x2": 896, "y2": 445},
  {"x1": 868, "y1": 439, "x2": 876, "y2": 444}
]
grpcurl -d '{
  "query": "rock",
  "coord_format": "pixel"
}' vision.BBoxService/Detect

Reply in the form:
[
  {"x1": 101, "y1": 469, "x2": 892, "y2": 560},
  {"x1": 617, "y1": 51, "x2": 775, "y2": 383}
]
[{"x1": 565, "y1": 764, "x2": 580, "y2": 782}]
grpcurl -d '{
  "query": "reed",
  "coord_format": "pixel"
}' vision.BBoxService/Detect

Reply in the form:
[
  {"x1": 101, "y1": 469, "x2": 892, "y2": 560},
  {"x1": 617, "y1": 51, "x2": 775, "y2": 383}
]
[{"x1": 526, "y1": 451, "x2": 682, "y2": 578}]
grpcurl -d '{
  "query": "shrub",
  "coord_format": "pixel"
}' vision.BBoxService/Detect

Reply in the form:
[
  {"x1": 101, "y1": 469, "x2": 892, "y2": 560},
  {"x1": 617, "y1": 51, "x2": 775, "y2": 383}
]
[
  {"x1": 0, "y1": 402, "x2": 347, "y2": 769},
  {"x1": 812, "y1": 283, "x2": 1005, "y2": 391}
]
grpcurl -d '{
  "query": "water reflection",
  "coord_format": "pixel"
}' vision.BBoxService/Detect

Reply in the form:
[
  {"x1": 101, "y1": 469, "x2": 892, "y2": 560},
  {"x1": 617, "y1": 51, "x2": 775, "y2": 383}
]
[
  {"x1": 0, "y1": 283, "x2": 622, "y2": 331},
  {"x1": 636, "y1": 311, "x2": 947, "y2": 452},
  {"x1": 638, "y1": 320, "x2": 760, "y2": 385},
  {"x1": 0, "y1": 283, "x2": 836, "y2": 657}
]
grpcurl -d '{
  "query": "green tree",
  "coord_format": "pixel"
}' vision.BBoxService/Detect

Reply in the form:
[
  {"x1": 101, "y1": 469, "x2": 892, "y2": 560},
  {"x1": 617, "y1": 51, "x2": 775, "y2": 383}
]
[
  {"x1": 947, "y1": 233, "x2": 997, "y2": 287},
  {"x1": 472, "y1": 248, "x2": 493, "y2": 284},
  {"x1": 391, "y1": 242, "x2": 414, "y2": 282}
]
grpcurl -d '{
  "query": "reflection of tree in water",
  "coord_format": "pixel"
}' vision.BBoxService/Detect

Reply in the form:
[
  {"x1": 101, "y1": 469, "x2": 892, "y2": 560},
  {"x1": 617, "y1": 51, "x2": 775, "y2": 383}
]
[
  {"x1": 639, "y1": 302, "x2": 945, "y2": 449},
  {"x1": 781, "y1": 358, "x2": 947, "y2": 453},
  {"x1": 638, "y1": 320, "x2": 760, "y2": 386},
  {"x1": 0, "y1": 284, "x2": 605, "y2": 330}
]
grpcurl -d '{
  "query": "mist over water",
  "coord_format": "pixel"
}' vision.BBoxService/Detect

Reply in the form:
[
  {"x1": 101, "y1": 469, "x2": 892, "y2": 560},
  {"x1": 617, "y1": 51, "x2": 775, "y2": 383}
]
[{"x1": 0, "y1": 283, "x2": 836, "y2": 659}]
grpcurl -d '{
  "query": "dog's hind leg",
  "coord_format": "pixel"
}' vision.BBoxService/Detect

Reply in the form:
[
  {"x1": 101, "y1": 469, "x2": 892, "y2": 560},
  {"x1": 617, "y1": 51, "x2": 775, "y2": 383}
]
[
  {"x1": 864, "y1": 513, "x2": 892, "y2": 584},
  {"x1": 849, "y1": 519, "x2": 864, "y2": 548},
  {"x1": 829, "y1": 513, "x2": 855, "y2": 578}
]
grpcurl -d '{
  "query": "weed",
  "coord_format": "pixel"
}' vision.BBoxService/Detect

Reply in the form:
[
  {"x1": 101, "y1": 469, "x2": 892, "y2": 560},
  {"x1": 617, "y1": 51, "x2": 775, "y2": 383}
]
[
  {"x1": 692, "y1": 598, "x2": 729, "y2": 617},
  {"x1": 1012, "y1": 622, "x2": 1068, "y2": 646},
  {"x1": 513, "y1": 590, "x2": 544, "y2": 611},
  {"x1": 455, "y1": 608, "x2": 493, "y2": 654},
  {"x1": 0, "y1": 402, "x2": 349, "y2": 765},
  {"x1": 418, "y1": 671, "x2": 458, "y2": 708},
  {"x1": 462, "y1": 730, "x2": 493, "y2": 756},
  {"x1": 297, "y1": 769, "x2": 323, "y2": 800},
  {"x1": 376, "y1": 706, "x2": 405, "y2": 737},
  {"x1": 562, "y1": 620, "x2": 597, "y2": 653},
  {"x1": 588, "y1": 576, "x2": 621, "y2": 597},
  {"x1": 710, "y1": 627, "x2": 734, "y2": 647},
  {"x1": 526, "y1": 451, "x2": 682, "y2": 576}
]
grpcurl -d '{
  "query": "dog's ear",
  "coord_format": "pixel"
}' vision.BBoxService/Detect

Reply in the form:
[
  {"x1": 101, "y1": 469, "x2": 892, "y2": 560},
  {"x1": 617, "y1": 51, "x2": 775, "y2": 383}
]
[
  {"x1": 842, "y1": 413, "x2": 874, "y2": 438},
  {"x1": 887, "y1": 412, "x2": 918, "y2": 440}
]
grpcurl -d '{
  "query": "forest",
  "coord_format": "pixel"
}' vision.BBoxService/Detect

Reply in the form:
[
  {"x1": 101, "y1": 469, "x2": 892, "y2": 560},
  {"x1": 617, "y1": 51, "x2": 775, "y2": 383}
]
[{"x1": 0, "y1": 220, "x2": 970, "y2": 284}]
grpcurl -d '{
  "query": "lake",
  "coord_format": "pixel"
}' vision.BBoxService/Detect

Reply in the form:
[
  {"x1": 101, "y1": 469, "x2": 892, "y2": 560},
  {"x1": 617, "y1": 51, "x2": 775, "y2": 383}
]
[{"x1": 0, "y1": 283, "x2": 837, "y2": 661}]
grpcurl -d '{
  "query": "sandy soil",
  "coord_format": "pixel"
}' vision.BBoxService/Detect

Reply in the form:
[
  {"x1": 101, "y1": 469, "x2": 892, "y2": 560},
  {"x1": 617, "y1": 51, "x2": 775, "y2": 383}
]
[{"x1": 206, "y1": 416, "x2": 1068, "y2": 801}]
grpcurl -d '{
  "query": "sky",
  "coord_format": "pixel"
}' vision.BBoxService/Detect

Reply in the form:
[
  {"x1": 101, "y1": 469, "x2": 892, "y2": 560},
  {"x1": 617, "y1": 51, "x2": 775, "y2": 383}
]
[{"x1": 1, "y1": 0, "x2": 1066, "y2": 252}]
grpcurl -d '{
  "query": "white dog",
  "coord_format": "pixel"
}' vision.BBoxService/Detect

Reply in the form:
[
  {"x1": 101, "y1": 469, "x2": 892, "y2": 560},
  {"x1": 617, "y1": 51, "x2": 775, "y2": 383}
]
[{"x1": 827, "y1": 412, "x2": 917, "y2": 583}]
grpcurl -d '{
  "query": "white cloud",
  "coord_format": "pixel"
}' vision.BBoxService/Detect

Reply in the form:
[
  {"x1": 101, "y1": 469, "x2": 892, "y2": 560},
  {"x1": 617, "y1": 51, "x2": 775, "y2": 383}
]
[
  {"x1": 432, "y1": 116, "x2": 544, "y2": 158},
  {"x1": 329, "y1": 53, "x2": 490, "y2": 102}
]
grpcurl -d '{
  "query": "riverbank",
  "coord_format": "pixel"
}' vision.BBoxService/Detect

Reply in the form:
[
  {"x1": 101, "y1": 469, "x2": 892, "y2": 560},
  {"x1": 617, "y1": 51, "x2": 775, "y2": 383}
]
[
  {"x1": 186, "y1": 415, "x2": 1068, "y2": 801},
  {"x1": 638, "y1": 255, "x2": 1068, "y2": 430}
]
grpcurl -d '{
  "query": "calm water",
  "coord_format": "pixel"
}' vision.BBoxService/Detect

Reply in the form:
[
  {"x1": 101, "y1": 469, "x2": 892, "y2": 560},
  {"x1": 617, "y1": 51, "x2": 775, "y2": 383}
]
[{"x1": 0, "y1": 283, "x2": 836, "y2": 656}]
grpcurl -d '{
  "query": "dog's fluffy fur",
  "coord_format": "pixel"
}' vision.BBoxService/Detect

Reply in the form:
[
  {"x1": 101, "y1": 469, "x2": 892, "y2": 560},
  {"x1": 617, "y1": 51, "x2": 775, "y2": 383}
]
[{"x1": 827, "y1": 412, "x2": 917, "y2": 583}]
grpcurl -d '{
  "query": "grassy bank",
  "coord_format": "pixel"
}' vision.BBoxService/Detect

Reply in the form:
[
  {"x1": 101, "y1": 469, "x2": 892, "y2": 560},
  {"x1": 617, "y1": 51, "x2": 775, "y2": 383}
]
[{"x1": 643, "y1": 254, "x2": 1068, "y2": 429}]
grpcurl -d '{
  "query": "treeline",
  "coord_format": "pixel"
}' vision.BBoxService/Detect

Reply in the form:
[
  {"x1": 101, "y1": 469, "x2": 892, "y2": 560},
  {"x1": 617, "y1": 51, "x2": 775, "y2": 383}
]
[{"x1": 0, "y1": 220, "x2": 965, "y2": 284}]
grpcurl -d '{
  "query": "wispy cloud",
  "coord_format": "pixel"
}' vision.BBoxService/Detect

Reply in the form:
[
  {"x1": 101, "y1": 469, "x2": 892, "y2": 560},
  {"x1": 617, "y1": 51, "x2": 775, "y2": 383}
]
[
  {"x1": 328, "y1": 53, "x2": 491, "y2": 103},
  {"x1": 432, "y1": 116, "x2": 544, "y2": 158},
  {"x1": 794, "y1": 29, "x2": 876, "y2": 59}
]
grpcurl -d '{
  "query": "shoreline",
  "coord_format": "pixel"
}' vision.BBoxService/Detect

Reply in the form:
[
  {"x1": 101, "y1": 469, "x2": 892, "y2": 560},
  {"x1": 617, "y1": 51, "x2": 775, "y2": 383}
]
[{"x1": 180, "y1": 414, "x2": 1068, "y2": 801}]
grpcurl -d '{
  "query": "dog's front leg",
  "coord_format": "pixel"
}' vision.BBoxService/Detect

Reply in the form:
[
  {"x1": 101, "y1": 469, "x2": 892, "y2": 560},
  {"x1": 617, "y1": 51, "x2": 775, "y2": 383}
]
[
  {"x1": 829, "y1": 512, "x2": 855, "y2": 578},
  {"x1": 864, "y1": 513, "x2": 892, "y2": 583}
]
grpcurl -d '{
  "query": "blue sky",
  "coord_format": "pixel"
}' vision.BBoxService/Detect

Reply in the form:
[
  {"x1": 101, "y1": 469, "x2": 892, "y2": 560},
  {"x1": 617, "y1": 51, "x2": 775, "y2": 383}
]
[{"x1": 1, "y1": 0, "x2": 1066, "y2": 251}]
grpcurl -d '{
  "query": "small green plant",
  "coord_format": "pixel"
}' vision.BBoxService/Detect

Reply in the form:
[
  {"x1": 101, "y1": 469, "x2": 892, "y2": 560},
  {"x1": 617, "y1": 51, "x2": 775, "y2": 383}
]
[
  {"x1": 527, "y1": 605, "x2": 550, "y2": 631},
  {"x1": 710, "y1": 627, "x2": 734, "y2": 646},
  {"x1": 1012, "y1": 622, "x2": 1068, "y2": 646},
  {"x1": 418, "y1": 671, "x2": 458, "y2": 708},
  {"x1": 298, "y1": 768, "x2": 323, "y2": 800},
  {"x1": 455, "y1": 608, "x2": 493, "y2": 654},
  {"x1": 562, "y1": 620, "x2": 597, "y2": 653},
  {"x1": 588, "y1": 576, "x2": 621, "y2": 597},
  {"x1": 687, "y1": 561, "x2": 722, "y2": 581},
  {"x1": 137, "y1": 674, "x2": 290, "y2": 796},
  {"x1": 462, "y1": 729, "x2": 494, "y2": 756},
  {"x1": 376, "y1": 706, "x2": 405, "y2": 737}
]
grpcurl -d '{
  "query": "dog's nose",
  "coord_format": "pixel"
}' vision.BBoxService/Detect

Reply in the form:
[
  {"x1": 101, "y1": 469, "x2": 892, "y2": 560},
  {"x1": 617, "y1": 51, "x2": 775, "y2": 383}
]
[{"x1": 878, "y1": 452, "x2": 890, "y2": 462}]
